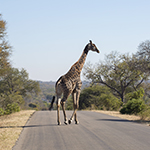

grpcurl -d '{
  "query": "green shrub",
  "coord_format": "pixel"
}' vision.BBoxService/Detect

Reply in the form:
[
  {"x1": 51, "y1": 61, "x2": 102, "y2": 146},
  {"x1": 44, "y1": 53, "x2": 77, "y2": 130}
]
[
  {"x1": 13, "y1": 103, "x2": 20, "y2": 112},
  {"x1": 5, "y1": 103, "x2": 20, "y2": 115},
  {"x1": 79, "y1": 85, "x2": 122, "y2": 110},
  {"x1": 28, "y1": 103, "x2": 37, "y2": 108},
  {"x1": 0, "y1": 108, "x2": 5, "y2": 116},
  {"x1": 99, "y1": 93, "x2": 122, "y2": 111},
  {"x1": 125, "y1": 88, "x2": 144, "y2": 102},
  {"x1": 120, "y1": 99, "x2": 146, "y2": 115},
  {"x1": 139, "y1": 107, "x2": 150, "y2": 120}
]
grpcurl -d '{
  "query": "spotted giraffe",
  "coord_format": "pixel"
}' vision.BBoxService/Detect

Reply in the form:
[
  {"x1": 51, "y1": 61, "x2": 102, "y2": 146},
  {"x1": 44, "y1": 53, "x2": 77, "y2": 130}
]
[{"x1": 49, "y1": 40, "x2": 100, "y2": 125}]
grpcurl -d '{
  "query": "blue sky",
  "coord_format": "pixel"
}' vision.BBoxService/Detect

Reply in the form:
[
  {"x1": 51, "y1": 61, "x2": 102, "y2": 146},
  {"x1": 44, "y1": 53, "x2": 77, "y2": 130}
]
[{"x1": 1, "y1": 0, "x2": 150, "y2": 81}]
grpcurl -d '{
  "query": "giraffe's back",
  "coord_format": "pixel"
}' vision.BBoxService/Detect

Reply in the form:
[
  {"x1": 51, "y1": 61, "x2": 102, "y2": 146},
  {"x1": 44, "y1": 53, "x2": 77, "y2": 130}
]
[{"x1": 56, "y1": 75, "x2": 82, "y2": 95}]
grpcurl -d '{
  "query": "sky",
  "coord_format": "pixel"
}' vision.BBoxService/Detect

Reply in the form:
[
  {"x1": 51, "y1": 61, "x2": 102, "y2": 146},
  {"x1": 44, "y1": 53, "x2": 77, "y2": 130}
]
[{"x1": 0, "y1": 0, "x2": 150, "y2": 81}]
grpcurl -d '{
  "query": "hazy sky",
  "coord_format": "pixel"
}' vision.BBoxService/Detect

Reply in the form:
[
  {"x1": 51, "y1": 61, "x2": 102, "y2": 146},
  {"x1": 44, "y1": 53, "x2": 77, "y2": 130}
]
[{"x1": 1, "y1": 0, "x2": 150, "y2": 81}]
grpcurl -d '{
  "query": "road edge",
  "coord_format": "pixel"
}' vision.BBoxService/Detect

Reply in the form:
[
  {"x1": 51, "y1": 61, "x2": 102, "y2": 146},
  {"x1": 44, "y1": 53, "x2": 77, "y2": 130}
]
[{"x1": 12, "y1": 110, "x2": 36, "y2": 150}]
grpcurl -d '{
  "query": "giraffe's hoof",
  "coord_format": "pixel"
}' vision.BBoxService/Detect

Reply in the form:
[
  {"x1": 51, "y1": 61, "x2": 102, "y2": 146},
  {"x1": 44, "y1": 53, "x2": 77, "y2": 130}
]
[
  {"x1": 68, "y1": 120, "x2": 72, "y2": 124},
  {"x1": 64, "y1": 120, "x2": 68, "y2": 125},
  {"x1": 75, "y1": 120, "x2": 79, "y2": 125},
  {"x1": 58, "y1": 122, "x2": 61, "y2": 125}
]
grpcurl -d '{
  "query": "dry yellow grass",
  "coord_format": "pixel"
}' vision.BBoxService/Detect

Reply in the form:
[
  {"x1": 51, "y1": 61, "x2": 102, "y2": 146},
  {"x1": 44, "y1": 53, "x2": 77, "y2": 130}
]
[
  {"x1": 0, "y1": 110, "x2": 35, "y2": 150},
  {"x1": 92, "y1": 110, "x2": 150, "y2": 126}
]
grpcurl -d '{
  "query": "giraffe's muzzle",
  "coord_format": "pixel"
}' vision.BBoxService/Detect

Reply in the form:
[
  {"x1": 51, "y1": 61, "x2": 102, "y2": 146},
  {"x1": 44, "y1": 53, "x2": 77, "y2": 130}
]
[{"x1": 97, "y1": 50, "x2": 100, "y2": 53}]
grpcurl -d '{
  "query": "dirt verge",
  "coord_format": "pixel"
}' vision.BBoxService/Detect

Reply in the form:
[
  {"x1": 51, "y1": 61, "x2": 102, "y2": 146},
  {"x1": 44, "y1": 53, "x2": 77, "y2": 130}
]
[{"x1": 0, "y1": 110, "x2": 35, "y2": 150}]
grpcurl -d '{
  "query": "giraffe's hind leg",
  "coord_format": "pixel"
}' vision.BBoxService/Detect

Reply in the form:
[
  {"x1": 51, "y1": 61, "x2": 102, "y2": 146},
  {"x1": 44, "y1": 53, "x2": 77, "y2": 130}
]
[
  {"x1": 61, "y1": 90, "x2": 72, "y2": 125},
  {"x1": 56, "y1": 95, "x2": 61, "y2": 125}
]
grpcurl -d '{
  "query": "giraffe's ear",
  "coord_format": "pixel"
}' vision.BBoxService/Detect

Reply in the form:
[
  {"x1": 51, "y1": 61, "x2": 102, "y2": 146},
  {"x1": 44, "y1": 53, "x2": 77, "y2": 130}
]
[{"x1": 89, "y1": 40, "x2": 92, "y2": 44}]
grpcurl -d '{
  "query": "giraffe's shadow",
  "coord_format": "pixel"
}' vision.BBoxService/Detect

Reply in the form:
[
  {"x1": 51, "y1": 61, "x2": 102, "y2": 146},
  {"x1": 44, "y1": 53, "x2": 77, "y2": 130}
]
[
  {"x1": 0, "y1": 123, "x2": 78, "y2": 128},
  {"x1": 0, "y1": 124, "x2": 58, "y2": 129}
]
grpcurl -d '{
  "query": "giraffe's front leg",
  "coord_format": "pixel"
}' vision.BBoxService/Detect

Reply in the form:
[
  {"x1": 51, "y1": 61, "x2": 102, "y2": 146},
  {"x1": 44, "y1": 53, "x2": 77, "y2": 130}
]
[
  {"x1": 74, "y1": 113, "x2": 79, "y2": 124},
  {"x1": 57, "y1": 105, "x2": 61, "y2": 125},
  {"x1": 69, "y1": 105, "x2": 79, "y2": 124},
  {"x1": 69, "y1": 90, "x2": 80, "y2": 124}
]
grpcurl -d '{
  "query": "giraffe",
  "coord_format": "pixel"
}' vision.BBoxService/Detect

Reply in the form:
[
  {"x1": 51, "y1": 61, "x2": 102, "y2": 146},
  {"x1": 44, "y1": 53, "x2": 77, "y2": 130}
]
[{"x1": 49, "y1": 40, "x2": 100, "y2": 125}]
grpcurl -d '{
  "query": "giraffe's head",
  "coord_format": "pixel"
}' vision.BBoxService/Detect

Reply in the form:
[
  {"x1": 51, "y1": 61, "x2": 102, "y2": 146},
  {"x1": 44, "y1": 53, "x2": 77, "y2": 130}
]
[{"x1": 87, "y1": 40, "x2": 100, "y2": 53}]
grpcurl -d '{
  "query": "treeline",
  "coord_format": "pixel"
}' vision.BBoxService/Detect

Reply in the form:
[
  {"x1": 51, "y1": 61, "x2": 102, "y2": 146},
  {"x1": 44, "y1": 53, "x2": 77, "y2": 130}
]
[
  {"x1": 81, "y1": 40, "x2": 150, "y2": 120},
  {"x1": 0, "y1": 14, "x2": 40, "y2": 115}
]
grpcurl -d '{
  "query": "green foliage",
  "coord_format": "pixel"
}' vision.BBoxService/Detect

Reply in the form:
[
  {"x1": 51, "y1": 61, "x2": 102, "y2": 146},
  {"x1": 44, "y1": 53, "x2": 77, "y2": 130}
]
[
  {"x1": 66, "y1": 96, "x2": 73, "y2": 110},
  {"x1": 99, "y1": 93, "x2": 122, "y2": 110},
  {"x1": 125, "y1": 88, "x2": 145, "y2": 102},
  {"x1": 0, "y1": 67, "x2": 40, "y2": 111},
  {"x1": 120, "y1": 88, "x2": 146, "y2": 115},
  {"x1": 120, "y1": 99, "x2": 146, "y2": 115},
  {"x1": 135, "y1": 40, "x2": 150, "y2": 73},
  {"x1": 139, "y1": 106, "x2": 150, "y2": 120},
  {"x1": 5, "y1": 103, "x2": 20, "y2": 115},
  {"x1": 0, "y1": 14, "x2": 12, "y2": 77},
  {"x1": 1, "y1": 93, "x2": 24, "y2": 109},
  {"x1": 79, "y1": 85, "x2": 122, "y2": 110},
  {"x1": 0, "y1": 108, "x2": 5, "y2": 116},
  {"x1": 0, "y1": 67, "x2": 41, "y2": 97}
]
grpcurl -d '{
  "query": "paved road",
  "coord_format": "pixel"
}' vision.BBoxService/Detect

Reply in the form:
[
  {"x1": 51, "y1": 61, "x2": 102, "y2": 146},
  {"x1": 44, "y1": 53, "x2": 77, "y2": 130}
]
[{"x1": 13, "y1": 111, "x2": 150, "y2": 150}]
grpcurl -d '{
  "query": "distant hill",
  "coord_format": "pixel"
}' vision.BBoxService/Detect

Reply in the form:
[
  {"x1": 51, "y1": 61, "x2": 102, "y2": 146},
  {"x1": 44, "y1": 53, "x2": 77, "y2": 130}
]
[
  {"x1": 38, "y1": 80, "x2": 55, "y2": 86},
  {"x1": 38, "y1": 80, "x2": 90, "y2": 92}
]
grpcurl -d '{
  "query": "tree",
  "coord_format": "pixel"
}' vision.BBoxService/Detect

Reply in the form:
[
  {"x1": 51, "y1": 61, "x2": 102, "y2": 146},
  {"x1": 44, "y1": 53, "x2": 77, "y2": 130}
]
[
  {"x1": 0, "y1": 14, "x2": 11, "y2": 77},
  {"x1": 135, "y1": 40, "x2": 150, "y2": 73},
  {"x1": 83, "y1": 51, "x2": 148, "y2": 102},
  {"x1": 0, "y1": 67, "x2": 41, "y2": 109},
  {"x1": 0, "y1": 14, "x2": 42, "y2": 113}
]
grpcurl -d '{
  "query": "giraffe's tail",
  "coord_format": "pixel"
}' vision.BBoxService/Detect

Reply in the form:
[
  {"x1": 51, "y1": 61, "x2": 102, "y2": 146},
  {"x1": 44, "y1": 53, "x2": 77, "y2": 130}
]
[{"x1": 49, "y1": 96, "x2": 55, "y2": 111}]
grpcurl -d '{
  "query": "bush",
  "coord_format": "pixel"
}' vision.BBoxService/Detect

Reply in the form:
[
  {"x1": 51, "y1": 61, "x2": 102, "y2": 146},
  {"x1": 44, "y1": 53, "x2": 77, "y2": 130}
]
[
  {"x1": 125, "y1": 88, "x2": 144, "y2": 102},
  {"x1": 28, "y1": 103, "x2": 37, "y2": 108},
  {"x1": 120, "y1": 99, "x2": 146, "y2": 115},
  {"x1": 79, "y1": 85, "x2": 122, "y2": 110},
  {"x1": 0, "y1": 108, "x2": 5, "y2": 116},
  {"x1": 5, "y1": 103, "x2": 20, "y2": 115},
  {"x1": 99, "y1": 93, "x2": 122, "y2": 111},
  {"x1": 139, "y1": 107, "x2": 150, "y2": 120}
]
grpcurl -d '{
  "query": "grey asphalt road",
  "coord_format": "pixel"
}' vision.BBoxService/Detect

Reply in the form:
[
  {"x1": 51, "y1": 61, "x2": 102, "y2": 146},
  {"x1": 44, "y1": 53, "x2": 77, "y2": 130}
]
[{"x1": 13, "y1": 111, "x2": 150, "y2": 150}]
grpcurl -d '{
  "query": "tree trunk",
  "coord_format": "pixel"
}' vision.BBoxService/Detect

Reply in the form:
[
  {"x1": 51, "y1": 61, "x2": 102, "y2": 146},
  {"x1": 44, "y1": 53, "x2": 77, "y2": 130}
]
[{"x1": 120, "y1": 93, "x2": 125, "y2": 103}]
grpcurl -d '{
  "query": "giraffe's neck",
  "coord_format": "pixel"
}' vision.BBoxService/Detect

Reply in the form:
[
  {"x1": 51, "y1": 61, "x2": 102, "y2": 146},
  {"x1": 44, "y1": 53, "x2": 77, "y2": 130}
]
[
  {"x1": 77, "y1": 45, "x2": 89, "y2": 72},
  {"x1": 65, "y1": 45, "x2": 89, "y2": 80}
]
